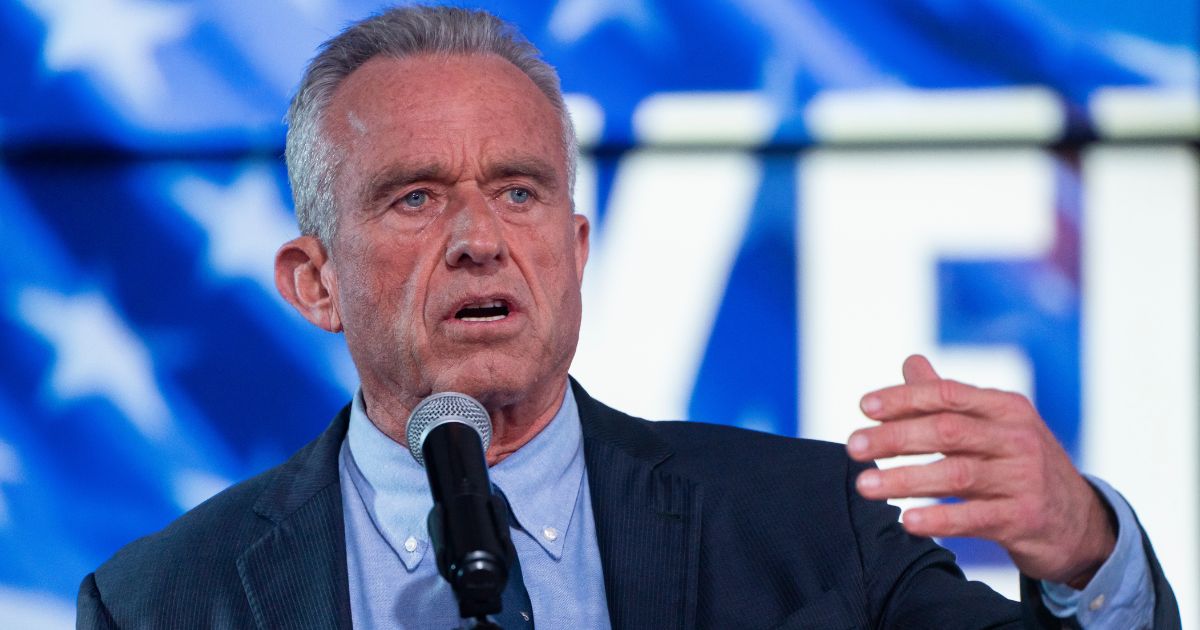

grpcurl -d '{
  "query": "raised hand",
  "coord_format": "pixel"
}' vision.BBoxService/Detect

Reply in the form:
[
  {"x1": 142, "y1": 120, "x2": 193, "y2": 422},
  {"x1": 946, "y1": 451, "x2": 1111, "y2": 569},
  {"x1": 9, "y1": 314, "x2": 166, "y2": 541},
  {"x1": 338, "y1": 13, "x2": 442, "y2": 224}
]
[{"x1": 847, "y1": 354, "x2": 1115, "y2": 587}]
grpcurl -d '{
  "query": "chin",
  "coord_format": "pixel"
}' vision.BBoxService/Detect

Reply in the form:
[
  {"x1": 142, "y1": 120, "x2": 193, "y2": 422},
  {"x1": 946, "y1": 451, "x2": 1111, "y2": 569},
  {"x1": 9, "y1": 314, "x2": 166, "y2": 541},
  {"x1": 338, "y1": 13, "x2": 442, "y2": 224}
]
[{"x1": 426, "y1": 355, "x2": 566, "y2": 412}]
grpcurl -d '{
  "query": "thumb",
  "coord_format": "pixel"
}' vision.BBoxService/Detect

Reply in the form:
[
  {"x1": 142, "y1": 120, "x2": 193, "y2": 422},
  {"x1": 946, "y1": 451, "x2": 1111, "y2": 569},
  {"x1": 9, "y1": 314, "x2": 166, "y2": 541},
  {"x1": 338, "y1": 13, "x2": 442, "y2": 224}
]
[{"x1": 902, "y1": 354, "x2": 941, "y2": 384}]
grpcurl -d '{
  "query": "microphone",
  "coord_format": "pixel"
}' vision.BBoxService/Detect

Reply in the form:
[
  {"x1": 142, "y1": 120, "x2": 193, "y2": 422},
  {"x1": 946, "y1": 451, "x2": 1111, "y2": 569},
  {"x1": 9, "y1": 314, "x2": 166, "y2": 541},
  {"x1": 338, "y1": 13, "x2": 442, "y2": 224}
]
[{"x1": 406, "y1": 392, "x2": 514, "y2": 623}]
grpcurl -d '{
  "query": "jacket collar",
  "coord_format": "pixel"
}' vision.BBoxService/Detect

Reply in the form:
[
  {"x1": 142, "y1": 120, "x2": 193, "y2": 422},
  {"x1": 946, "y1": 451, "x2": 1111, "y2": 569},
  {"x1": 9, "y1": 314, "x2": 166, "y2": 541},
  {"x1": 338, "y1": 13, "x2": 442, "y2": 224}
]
[
  {"x1": 238, "y1": 406, "x2": 354, "y2": 630},
  {"x1": 573, "y1": 378, "x2": 702, "y2": 629}
]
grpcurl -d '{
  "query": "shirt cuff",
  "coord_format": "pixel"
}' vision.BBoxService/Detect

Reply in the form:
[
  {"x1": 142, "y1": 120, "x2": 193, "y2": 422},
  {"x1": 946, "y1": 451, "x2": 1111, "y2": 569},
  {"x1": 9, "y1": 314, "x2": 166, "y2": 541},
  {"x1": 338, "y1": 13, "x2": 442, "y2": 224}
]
[{"x1": 1038, "y1": 475, "x2": 1155, "y2": 629}]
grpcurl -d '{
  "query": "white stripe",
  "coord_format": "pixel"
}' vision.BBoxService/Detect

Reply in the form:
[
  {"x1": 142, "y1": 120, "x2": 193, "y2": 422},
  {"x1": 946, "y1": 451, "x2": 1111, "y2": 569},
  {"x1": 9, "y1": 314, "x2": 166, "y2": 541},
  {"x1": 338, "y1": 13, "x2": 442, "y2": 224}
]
[
  {"x1": 564, "y1": 93, "x2": 604, "y2": 148},
  {"x1": 633, "y1": 92, "x2": 778, "y2": 146},
  {"x1": 1090, "y1": 87, "x2": 1200, "y2": 139},
  {"x1": 805, "y1": 87, "x2": 1064, "y2": 143}
]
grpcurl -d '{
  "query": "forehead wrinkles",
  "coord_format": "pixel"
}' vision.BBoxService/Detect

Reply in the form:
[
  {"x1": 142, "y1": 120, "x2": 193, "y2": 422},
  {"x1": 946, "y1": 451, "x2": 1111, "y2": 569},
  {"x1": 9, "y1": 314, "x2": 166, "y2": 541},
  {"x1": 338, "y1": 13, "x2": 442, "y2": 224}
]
[
  {"x1": 325, "y1": 54, "x2": 567, "y2": 206},
  {"x1": 337, "y1": 54, "x2": 561, "y2": 139}
]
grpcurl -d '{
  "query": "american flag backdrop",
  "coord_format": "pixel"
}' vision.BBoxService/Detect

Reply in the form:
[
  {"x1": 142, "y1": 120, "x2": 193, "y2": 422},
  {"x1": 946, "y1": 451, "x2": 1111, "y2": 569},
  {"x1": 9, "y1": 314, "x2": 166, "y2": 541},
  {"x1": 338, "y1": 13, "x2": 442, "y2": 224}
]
[{"x1": 1, "y1": 0, "x2": 1197, "y2": 626}]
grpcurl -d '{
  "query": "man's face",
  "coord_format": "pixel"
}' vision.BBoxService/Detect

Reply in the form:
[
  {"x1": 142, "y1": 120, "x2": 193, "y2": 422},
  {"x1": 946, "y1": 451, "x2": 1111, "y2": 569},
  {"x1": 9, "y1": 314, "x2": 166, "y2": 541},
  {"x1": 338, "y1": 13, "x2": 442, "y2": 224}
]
[{"x1": 321, "y1": 54, "x2": 588, "y2": 411}]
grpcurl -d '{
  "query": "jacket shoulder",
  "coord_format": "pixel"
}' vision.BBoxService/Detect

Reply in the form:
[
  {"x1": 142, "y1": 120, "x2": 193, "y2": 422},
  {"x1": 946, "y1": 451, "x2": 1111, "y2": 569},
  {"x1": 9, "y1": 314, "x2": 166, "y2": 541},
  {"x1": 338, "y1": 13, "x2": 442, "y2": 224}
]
[
  {"x1": 87, "y1": 464, "x2": 280, "y2": 619},
  {"x1": 571, "y1": 379, "x2": 852, "y2": 480},
  {"x1": 84, "y1": 407, "x2": 350, "y2": 627},
  {"x1": 98, "y1": 464, "x2": 277, "y2": 573},
  {"x1": 637, "y1": 413, "x2": 857, "y2": 485},
  {"x1": 650, "y1": 417, "x2": 846, "y2": 459}
]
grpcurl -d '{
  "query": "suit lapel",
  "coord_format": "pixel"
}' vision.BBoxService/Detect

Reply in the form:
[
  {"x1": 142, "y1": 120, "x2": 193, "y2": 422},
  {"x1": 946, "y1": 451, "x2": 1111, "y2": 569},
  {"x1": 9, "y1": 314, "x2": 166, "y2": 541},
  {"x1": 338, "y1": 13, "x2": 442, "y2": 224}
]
[
  {"x1": 574, "y1": 380, "x2": 702, "y2": 629},
  {"x1": 237, "y1": 408, "x2": 354, "y2": 630}
]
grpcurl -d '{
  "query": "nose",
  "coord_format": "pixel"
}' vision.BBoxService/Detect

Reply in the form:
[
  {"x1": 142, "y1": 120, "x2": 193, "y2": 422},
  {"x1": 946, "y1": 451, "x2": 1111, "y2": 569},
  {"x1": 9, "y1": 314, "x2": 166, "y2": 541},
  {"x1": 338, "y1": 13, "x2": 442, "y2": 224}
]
[{"x1": 444, "y1": 193, "x2": 508, "y2": 269}]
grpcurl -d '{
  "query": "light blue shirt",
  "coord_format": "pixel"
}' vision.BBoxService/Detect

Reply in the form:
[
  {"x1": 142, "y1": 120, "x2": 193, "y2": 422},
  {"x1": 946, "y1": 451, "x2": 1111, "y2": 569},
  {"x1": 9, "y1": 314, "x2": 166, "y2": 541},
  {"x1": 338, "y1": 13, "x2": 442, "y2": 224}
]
[{"x1": 339, "y1": 385, "x2": 612, "y2": 629}]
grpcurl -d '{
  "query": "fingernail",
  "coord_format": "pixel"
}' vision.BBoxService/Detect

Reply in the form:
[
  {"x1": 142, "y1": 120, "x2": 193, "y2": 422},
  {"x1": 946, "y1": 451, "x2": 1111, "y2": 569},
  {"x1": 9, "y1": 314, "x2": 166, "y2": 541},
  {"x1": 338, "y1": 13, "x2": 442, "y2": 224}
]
[
  {"x1": 848, "y1": 433, "x2": 869, "y2": 454},
  {"x1": 903, "y1": 510, "x2": 923, "y2": 526},
  {"x1": 860, "y1": 395, "x2": 882, "y2": 415},
  {"x1": 857, "y1": 471, "x2": 879, "y2": 490}
]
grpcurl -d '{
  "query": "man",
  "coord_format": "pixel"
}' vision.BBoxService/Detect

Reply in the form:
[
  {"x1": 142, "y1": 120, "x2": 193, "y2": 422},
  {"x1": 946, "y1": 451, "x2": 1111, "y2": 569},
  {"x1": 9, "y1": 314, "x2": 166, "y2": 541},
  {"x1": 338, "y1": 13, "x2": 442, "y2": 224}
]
[{"x1": 77, "y1": 6, "x2": 1178, "y2": 628}]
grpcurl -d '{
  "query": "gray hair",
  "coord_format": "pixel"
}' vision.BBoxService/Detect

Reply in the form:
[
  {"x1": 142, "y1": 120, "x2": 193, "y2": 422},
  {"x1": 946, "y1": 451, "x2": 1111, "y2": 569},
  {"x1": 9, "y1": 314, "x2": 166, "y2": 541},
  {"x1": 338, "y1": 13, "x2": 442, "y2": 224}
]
[{"x1": 284, "y1": 5, "x2": 578, "y2": 246}]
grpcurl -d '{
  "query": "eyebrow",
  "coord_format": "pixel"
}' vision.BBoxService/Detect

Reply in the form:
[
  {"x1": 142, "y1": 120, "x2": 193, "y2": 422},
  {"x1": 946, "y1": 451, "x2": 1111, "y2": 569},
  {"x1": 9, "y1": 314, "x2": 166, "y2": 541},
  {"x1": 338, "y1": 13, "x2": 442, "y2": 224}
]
[
  {"x1": 481, "y1": 156, "x2": 562, "y2": 194},
  {"x1": 358, "y1": 163, "x2": 452, "y2": 208}
]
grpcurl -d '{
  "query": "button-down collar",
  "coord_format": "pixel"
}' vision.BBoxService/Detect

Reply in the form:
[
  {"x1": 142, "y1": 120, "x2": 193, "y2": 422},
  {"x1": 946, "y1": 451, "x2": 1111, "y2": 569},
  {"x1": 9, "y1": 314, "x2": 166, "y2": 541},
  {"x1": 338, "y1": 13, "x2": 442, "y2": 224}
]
[
  {"x1": 489, "y1": 386, "x2": 584, "y2": 561},
  {"x1": 343, "y1": 384, "x2": 585, "y2": 568},
  {"x1": 343, "y1": 391, "x2": 431, "y2": 571}
]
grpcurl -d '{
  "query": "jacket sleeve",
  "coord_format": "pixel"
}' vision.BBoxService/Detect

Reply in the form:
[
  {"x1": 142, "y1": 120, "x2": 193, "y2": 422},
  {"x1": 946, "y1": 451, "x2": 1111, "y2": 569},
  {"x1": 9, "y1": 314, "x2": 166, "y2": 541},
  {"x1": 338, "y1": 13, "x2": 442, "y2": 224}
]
[
  {"x1": 845, "y1": 458, "x2": 1023, "y2": 628},
  {"x1": 77, "y1": 572, "x2": 119, "y2": 630}
]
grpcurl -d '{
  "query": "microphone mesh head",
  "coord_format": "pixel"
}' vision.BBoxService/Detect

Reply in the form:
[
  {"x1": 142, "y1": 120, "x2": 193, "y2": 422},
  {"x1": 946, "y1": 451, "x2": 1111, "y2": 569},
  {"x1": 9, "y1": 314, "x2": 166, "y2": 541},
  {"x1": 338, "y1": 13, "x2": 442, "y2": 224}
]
[{"x1": 405, "y1": 392, "x2": 492, "y2": 467}]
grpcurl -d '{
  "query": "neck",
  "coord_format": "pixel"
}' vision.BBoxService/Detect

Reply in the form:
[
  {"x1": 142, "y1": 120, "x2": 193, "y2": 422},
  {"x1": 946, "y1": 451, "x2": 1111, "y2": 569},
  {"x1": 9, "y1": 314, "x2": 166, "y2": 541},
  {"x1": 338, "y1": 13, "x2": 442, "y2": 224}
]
[{"x1": 360, "y1": 377, "x2": 570, "y2": 466}]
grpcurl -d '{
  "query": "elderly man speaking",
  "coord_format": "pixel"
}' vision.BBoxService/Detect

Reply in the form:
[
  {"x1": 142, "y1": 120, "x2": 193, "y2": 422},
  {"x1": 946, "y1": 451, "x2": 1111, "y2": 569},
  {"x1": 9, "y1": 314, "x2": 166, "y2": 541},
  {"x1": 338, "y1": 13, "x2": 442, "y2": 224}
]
[{"x1": 78, "y1": 5, "x2": 1178, "y2": 629}]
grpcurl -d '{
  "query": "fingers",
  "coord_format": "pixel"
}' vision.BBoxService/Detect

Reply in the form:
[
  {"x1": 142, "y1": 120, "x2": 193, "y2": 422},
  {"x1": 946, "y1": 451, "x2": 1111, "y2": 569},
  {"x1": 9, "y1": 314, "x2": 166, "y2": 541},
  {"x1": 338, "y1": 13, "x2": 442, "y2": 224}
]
[
  {"x1": 901, "y1": 354, "x2": 939, "y2": 384},
  {"x1": 856, "y1": 457, "x2": 1003, "y2": 501},
  {"x1": 860, "y1": 379, "x2": 1028, "y2": 422},
  {"x1": 847, "y1": 413, "x2": 1013, "y2": 461},
  {"x1": 900, "y1": 500, "x2": 1008, "y2": 540},
  {"x1": 848, "y1": 355, "x2": 1112, "y2": 581}
]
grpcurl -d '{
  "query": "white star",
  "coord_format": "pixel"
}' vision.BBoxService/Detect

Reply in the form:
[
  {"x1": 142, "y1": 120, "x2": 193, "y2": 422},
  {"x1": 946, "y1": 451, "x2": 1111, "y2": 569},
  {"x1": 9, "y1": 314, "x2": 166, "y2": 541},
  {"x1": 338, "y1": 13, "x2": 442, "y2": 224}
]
[
  {"x1": 729, "y1": 0, "x2": 887, "y2": 98},
  {"x1": 285, "y1": 0, "x2": 331, "y2": 21},
  {"x1": 171, "y1": 166, "x2": 299, "y2": 295},
  {"x1": 173, "y1": 468, "x2": 232, "y2": 511},
  {"x1": 0, "y1": 440, "x2": 20, "y2": 527},
  {"x1": 25, "y1": 0, "x2": 192, "y2": 111},
  {"x1": 17, "y1": 287, "x2": 170, "y2": 440},
  {"x1": 548, "y1": 0, "x2": 656, "y2": 44},
  {"x1": 1101, "y1": 33, "x2": 1200, "y2": 86}
]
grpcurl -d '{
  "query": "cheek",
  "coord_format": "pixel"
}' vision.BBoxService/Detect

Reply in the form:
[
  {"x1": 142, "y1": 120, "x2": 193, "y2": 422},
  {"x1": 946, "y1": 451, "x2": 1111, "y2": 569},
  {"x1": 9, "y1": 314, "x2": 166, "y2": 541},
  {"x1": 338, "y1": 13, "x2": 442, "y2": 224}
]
[
  {"x1": 531, "y1": 219, "x2": 579, "y2": 267},
  {"x1": 532, "y1": 233, "x2": 585, "y2": 315},
  {"x1": 337, "y1": 244, "x2": 424, "y2": 324}
]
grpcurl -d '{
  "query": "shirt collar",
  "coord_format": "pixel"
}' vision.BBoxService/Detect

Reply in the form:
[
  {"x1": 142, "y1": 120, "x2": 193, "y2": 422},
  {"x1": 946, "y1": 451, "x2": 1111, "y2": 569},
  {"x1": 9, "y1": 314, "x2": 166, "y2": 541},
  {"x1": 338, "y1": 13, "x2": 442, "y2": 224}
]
[
  {"x1": 489, "y1": 385, "x2": 585, "y2": 561},
  {"x1": 343, "y1": 390, "x2": 431, "y2": 571},
  {"x1": 342, "y1": 383, "x2": 585, "y2": 568}
]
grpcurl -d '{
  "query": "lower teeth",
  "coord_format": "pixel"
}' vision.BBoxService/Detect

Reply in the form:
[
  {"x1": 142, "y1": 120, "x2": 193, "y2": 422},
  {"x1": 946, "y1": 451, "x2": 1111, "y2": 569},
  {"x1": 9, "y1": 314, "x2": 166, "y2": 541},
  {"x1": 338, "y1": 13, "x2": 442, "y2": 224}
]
[{"x1": 462, "y1": 315, "x2": 505, "y2": 322}]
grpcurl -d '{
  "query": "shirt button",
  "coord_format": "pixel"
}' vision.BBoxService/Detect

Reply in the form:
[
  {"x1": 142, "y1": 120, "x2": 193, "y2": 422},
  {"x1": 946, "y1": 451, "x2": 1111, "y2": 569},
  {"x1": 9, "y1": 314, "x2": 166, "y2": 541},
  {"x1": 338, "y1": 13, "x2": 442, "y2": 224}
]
[
  {"x1": 1089, "y1": 594, "x2": 1105, "y2": 611},
  {"x1": 542, "y1": 526, "x2": 559, "y2": 542},
  {"x1": 404, "y1": 536, "x2": 418, "y2": 553}
]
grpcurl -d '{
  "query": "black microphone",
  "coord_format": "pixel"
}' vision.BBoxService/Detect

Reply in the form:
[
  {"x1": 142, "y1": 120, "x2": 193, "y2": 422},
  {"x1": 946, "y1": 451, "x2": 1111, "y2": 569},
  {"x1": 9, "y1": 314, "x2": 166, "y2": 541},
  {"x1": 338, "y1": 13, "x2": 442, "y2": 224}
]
[{"x1": 406, "y1": 392, "x2": 514, "y2": 623}]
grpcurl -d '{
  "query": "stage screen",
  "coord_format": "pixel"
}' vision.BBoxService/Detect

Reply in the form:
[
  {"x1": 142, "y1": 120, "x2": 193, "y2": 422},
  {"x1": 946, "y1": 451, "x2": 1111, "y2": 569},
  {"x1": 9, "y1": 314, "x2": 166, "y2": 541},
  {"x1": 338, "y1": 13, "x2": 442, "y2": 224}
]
[{"x1": 1, "y1": 0, "x2": 1196, "y2": 625}]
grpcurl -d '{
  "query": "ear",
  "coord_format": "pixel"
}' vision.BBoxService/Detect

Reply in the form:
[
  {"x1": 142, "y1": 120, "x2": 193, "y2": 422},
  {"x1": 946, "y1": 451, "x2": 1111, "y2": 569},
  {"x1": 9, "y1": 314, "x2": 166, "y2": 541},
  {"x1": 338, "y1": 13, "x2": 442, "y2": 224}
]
[
  {"x1": 572, "y1": 213, "x2": 590, "y2": 283},
  {"x1": 275, "y1": 235, "x2": 343, "y2": 332}
]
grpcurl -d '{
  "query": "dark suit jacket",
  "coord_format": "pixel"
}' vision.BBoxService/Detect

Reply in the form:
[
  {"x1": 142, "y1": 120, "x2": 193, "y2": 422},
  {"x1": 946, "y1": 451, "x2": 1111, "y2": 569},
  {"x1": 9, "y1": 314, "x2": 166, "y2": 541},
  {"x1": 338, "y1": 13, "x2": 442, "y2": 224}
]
[{"x1": 78, "y1": 381, "x2": 1180, "y2": 628}]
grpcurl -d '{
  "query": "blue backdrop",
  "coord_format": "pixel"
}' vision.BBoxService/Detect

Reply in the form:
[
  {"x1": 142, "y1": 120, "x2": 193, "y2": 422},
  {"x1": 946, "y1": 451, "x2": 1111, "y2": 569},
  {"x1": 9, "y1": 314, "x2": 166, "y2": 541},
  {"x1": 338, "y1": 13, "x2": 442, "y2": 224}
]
[{"x1": 1, "y1": 0, "x2": 1196, "y2": 623}]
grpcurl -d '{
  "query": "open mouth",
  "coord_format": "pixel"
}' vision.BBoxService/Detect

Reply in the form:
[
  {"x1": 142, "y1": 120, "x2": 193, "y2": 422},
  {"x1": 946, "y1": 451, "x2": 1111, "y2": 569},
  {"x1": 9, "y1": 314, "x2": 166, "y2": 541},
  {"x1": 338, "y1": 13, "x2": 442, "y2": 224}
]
[{"x1": 454, "y1": 299, "x2": 510, "y2": 322}]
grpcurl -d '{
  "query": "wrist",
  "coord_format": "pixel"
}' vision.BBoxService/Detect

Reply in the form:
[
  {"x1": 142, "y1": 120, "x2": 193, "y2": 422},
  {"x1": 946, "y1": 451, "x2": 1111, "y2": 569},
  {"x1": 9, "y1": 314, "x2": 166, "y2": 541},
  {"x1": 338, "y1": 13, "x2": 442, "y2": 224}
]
[{"x1": 1063, "y1": 484, "x2": 1119, "y2": 589}]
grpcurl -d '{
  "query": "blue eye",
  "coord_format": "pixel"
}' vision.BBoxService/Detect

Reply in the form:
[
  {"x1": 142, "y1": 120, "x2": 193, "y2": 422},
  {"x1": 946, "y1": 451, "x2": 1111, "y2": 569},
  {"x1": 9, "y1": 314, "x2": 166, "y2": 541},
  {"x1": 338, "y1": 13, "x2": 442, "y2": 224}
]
[
  {"x1": 402, "y1": 190, "x2": 428, "y2": 208},
  {"x1": 507, "y1": 188, "x2": 530, "y2": 204}
]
